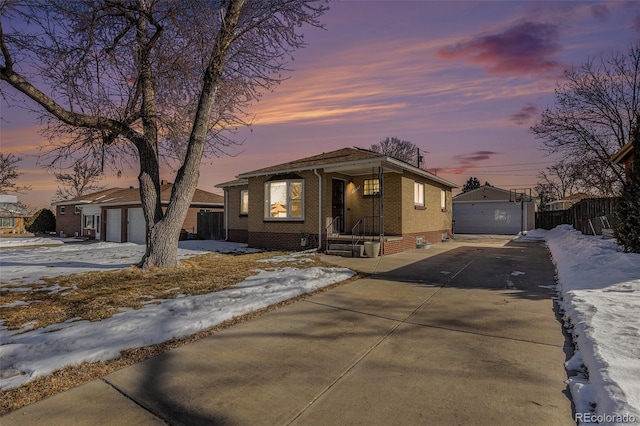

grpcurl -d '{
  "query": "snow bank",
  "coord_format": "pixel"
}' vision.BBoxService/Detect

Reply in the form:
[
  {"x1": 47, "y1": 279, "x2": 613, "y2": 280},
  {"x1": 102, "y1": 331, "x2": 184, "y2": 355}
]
[{"x1": 532, "y1": 225, "x2": 640, "y2": 420}]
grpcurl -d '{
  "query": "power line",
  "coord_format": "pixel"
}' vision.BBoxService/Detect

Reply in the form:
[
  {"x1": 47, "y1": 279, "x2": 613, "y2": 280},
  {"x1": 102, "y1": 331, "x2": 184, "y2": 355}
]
[{"x1": 454, "y1": 161, "x2": 555, "y2": 170}]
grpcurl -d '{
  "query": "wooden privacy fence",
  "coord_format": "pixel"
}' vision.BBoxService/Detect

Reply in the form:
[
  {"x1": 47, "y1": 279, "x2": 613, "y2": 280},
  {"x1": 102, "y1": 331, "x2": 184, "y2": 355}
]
[
  {"x1": 535, "y1": 197, "x2": 619, "y2": 235},
  {"x1": 197, "y1": 211, "x2": 225, "y2": 240}
]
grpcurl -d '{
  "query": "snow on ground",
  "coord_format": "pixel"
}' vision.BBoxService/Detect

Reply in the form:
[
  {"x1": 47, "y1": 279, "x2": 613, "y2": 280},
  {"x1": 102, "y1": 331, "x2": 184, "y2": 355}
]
[
  {"x1": 0, "y1": 239, "x2": 354, "y2": 390},
  {"x1": 0, "y1": 239, "x2": 259, "y2": 285},
  {"x1": 520, "y1": 226, "x2": 640, "y2": 421}
]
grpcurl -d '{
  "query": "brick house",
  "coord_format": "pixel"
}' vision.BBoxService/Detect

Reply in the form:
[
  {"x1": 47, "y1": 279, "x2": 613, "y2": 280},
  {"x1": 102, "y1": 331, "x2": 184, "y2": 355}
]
[
  {"x1": 0, "y1": 194, "x2": 30, "y2": 234},
  {"x1": 52, "y1": 183, "x2": 223, "y2": 243},
  {"x1": 216, "y1": 147, "x2": 457, "y2": 256}
]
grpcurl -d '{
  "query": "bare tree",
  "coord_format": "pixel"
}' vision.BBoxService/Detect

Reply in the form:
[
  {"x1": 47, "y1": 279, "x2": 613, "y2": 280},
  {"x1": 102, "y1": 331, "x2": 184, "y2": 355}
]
[
  {"x1": 53, "y1": 160, "x2": 105, "y2": 201},
  {"x1": 532, "y1": 43, "x2": 640, "y2": 196},
  {"x1": 1, "y1": 0, "x2": 327, "y2": 268},
  {"x1": 0, "y1": 152, "x2": 29, "y2": 194},
  {"x1": 370, "y1": 137, "x2": 423, "y2": 167},
  {"x1": 535, "y1": 160, "x2": 580, "y2": 201}
]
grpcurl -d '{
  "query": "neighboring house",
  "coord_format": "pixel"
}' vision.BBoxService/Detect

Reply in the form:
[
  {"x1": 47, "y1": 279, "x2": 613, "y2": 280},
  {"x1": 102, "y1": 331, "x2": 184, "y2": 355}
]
[
  {"x1": 216, "y1": 147, "x2": 457, "y2": 255},
  {"x1": 52, "y1": 182, "x2": 224, "y2": 243},
  {"x1": 610, "y1": 140, "x2": 635, "y2": 182},
  {"x1": 453, "y1": 185, "x2": 535, "y2": 235},
  {"x1": 546, "y1": 192, "x2": 589, "y2": 211},
  {"x1": 0, "y1": 194, "x2": 30, "y2": 234}
]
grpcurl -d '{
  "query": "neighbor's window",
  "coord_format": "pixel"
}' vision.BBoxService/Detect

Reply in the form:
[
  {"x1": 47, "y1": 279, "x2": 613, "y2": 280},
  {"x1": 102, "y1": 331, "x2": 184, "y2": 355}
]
[
  {"x1": 441, "y1": 190, "x2": 446, "y2": 210},
  {"x1": 363, "y1": 179, "x2": 380, "y2": 196},
  {"x1": 60, "y1": 206, "x2": 66, "y2": 215},
  {"x1": 414, "y1": 182, "x2": 425, "y2": 206},
  {"x1": 84, "y1": 215, "x2": 94, "y2": 229},
  {"x1": 75, "y1": 206, "x2": 81, "y2": 214},
  {"x1": 0, "y1": 218, "x2": 16, "y2": 227},
  {"x1": 240, "y1": 190, "x2": 249, "y2": 215},
  {"x1": 264, "y1": 180, "x2": 303, "y2": 220}
]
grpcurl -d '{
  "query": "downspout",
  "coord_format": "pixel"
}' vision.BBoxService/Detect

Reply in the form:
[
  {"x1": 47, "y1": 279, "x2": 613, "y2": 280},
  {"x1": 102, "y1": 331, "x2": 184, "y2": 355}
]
[
  {"x1": 223, "y1": 189, "x2": 229, "y2": 241},
  {"x1": 313, "y1": 169, "x2": 322, "y2": 250}
]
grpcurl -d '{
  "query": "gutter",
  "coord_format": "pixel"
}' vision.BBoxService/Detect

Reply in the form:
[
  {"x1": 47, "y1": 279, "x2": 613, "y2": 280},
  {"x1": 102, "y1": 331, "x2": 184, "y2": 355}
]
[
  {"x1": 313, "y1": 169, "x2": 322, "y2": 250},
  {"x1": 223, "y1": 189, "x2": 229, "y2": 241}
]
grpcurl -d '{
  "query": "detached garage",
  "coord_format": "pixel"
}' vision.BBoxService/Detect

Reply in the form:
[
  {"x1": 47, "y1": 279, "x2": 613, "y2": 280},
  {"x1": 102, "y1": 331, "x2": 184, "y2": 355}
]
[
  {"x1": 56, "y1": 182, "x2": 224, "y2": 244},
  {"x1": 453, "y1": 186, "x2": 535, "y2": 235}
]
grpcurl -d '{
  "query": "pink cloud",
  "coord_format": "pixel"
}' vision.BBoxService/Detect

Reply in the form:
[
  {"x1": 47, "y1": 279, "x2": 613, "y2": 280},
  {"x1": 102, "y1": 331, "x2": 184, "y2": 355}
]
[
  {"x1": 509, "y1": 103, "x2": 539, "y2": 125},
  {"x1": 436, "y1": 21, "x2": 563, "y2": 76},
  {"x1": 443, "y1": 150, "x2": 500, "y2": 174}
]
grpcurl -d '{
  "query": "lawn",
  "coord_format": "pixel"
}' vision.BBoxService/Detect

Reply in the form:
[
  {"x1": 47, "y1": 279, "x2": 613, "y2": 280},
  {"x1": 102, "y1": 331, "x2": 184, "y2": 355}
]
[{"x1": 0, "y1": 239, "x2": 357, "y2": 414}]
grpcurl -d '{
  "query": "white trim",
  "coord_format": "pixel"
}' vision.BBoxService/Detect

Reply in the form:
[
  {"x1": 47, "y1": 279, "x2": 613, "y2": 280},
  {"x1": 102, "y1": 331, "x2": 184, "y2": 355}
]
[{"x1": 264, "y1": 179, "x2": 305, "y2": 220}]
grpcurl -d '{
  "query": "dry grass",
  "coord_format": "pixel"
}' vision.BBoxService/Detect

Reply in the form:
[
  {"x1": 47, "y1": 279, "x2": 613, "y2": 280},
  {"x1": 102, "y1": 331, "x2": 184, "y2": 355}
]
[{"x1": 0, "y1": 250, "x2": 362, "y2": 415}]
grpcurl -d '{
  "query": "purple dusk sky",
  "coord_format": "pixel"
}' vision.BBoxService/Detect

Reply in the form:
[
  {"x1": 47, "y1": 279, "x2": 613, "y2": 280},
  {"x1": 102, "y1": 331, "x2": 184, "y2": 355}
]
[{"x1": 2, "y1": 1, "x2": 639, "y2": 209}]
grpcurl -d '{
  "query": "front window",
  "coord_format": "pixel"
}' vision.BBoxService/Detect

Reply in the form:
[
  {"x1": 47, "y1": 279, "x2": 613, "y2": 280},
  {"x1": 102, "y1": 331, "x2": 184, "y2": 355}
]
[
  {"x1": 0, "y1": 217, "x2": 16, "y2": 227},
  {"x1": 264, "y1": 180, "x2": 303, "y2": 220},
  {"x1": 240, "y1": 190, "x2": 249, "y2": 215},
  {"x1": 414, "y1": 182, "x2": 425, "y2": 206},
  {"x1": 363, "y1": 179, "x2": 380, "y2": 196}
]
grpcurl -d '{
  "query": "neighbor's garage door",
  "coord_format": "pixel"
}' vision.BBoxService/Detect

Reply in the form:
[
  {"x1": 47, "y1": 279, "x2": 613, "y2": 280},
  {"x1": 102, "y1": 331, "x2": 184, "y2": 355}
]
[
  {"x1": 453, "y1": 202, "x2": 522, "y2": 234},
  {"x1": 105, "y1": 209, "x2": 122, "y2": 242},
  {"x1": 127, "y1": 208, "x2": 146, "y2": 244}
]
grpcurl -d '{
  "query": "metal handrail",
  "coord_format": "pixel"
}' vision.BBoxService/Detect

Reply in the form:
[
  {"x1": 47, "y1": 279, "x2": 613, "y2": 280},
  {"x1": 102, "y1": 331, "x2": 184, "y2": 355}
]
[
  {"x1": 351, "y1": 217, "x2": 364, "y2": 252},
  {"x1": 325, "y1": 216, "x2": 340, "y2": 252}
]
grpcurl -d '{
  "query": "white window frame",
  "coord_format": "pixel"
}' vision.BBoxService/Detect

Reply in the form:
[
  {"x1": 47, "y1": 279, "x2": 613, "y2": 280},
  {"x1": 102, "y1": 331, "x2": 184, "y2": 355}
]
[
  {"x1": 363, "y1": 179, "x2": 380, "y2": 196},
  {"x1": 414, "y1": 182, "x2": 425, "y2": 207},
  {"x1": 1, "y1": 217, "x2": 16, "y2": 227},
  {"x1": 60, "y1": 206, "x2": 66, "y2": 215},
  {"x1": 75, "y1": 206, "x2": 81, "y2": 214},
  {"x1": 240, "y1": 189, "x2": 249, "y2": 215},
  {"x1": 264, "y1": 179, "x2": 304, "y2": 220},
  {"x1": 441, "y1": 190, "x2": 447, "y2": 211},
  {"x1": 83, "y1": 214, "x2": 95, "y2": 229}
]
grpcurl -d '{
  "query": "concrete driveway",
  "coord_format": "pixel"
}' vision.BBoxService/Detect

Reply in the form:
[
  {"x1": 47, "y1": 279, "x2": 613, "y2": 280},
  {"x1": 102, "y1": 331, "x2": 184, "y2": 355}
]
[{"x1": 2, "y1": 237, "x2": 574, "y2": 425}]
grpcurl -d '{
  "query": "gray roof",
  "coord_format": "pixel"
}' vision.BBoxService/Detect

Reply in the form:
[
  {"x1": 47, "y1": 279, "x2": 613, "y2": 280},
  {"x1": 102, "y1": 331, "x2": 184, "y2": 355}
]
[{"x1": 0, "y1": 202, "x2": 29, "y2": 218}]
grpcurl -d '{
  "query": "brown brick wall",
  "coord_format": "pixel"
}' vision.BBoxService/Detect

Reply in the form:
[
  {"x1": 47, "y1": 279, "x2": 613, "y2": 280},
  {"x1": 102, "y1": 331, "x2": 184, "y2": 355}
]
[
  {"x1": 249, "y1": 231, "x2": 319, "y2": 251},
  {"x1": 382, "y1": 230, "x2": 447, "y2": 255},
  {"x1": 228, "y1": 228, "x2": 248, "y2": 243},
  {"x1": 248, "y1": 171, "x2": 320, "y2": 236},
  {"x1": 401, "y1": 172, "x2": 452, "y2": 235},
  {"x1": 55, "y1": 205, "x2": 82, "y2": 237},
  {"x1": 225, "y1": 185, "x2": 249, "y2": 232}
]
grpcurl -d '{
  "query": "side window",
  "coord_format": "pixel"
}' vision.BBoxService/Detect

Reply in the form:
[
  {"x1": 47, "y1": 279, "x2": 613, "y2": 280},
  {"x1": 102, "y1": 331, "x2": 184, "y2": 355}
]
[
  {"x1": 414, "y1": 182, "x2": 425, "y2": 206},
  {"x1": 240, "y1": 190, "x2": 249, "y2": 215}
]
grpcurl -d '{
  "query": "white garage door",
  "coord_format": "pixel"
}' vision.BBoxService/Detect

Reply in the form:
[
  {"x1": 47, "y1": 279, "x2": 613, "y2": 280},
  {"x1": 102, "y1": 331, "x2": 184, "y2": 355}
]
[
  {"x1": 106, "y1": 209, "x2": 122, "y2": 242},
  {"x1": 127, "y1": 208, "x2": 146, "y2": 244},
  {"x1": 453, "y1": 202, "x2": 522, "y2": 235}
]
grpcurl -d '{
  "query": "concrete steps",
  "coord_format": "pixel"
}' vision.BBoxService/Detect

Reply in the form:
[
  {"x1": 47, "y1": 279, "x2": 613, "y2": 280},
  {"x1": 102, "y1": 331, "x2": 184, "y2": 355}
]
[{"x1": 326, "y1": 242, "x2": 364, "y2": 258}]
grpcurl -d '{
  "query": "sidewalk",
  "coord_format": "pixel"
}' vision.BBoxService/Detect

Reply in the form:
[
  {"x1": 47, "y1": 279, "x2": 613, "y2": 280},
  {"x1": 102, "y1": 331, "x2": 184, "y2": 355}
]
[{"x1": 2, "y1": 237, "x2": 574, "y2": 425}]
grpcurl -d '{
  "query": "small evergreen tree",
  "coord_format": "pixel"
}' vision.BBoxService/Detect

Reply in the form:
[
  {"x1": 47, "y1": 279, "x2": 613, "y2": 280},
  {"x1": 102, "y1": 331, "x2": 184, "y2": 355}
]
[
  {"x1": 26, "y1": 209, "x2": 56, "y2": 234},
  {"x1": 462, "y1": 177, "x2": 481, "y2": 193},
  {"x1": 614, "y1": 124, "x2": 640, "y2": 253}
]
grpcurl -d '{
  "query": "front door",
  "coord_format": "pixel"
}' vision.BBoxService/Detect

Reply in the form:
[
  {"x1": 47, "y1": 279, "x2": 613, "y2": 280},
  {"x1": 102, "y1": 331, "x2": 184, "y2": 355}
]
[{"x1": 331, "y1": 179, "x2": 345, "y2": 233}]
